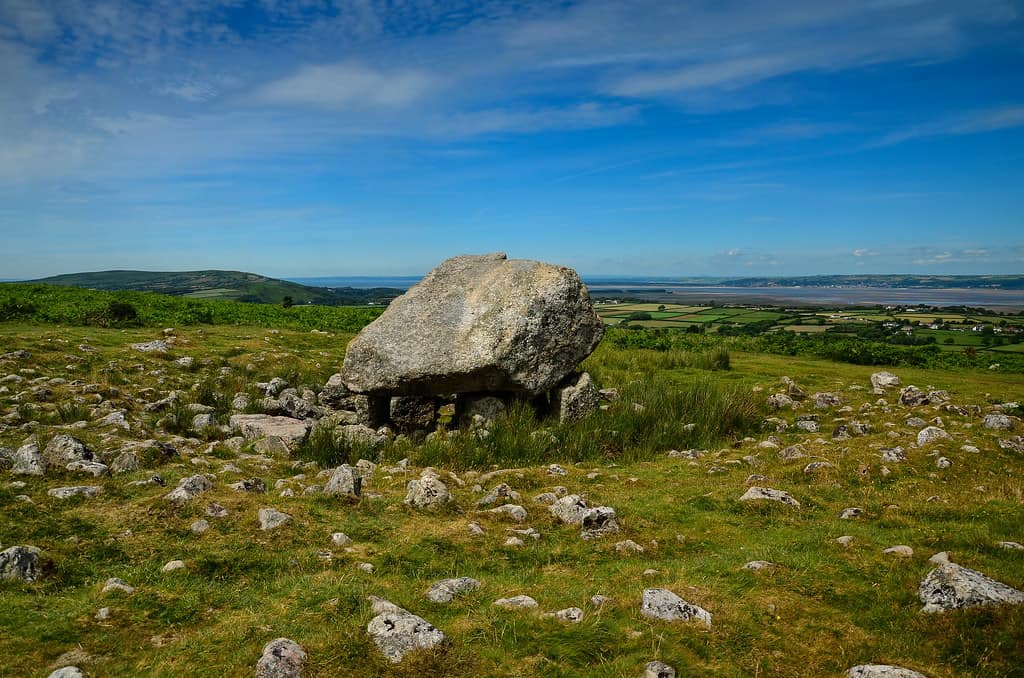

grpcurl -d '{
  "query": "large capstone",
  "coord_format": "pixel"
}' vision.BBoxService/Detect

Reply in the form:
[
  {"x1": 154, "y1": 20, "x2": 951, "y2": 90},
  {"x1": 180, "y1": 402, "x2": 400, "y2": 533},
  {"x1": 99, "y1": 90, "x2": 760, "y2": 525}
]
[{"x1": 341, "y1": 253, "x2": 603, "y2": 397}]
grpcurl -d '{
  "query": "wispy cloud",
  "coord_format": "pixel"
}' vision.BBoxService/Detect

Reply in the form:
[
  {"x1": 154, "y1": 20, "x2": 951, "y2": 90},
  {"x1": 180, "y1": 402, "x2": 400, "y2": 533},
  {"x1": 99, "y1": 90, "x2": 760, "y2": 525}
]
[
  {"x1": 874, "y1": 105, "x2": 1024, "y2": 146},
  {"x1": 253, "y1": 62, "x2": 441, "y2": 110}
]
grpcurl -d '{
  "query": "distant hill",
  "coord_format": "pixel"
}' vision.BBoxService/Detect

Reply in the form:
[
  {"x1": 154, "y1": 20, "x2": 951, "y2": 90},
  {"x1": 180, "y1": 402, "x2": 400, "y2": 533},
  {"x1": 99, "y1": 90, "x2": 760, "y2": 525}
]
[
  {"x1": 25, "y1": 270, "x2": 403, "y2": 306},
  {"x1": 586, "y1": 274, "x2": 1024, "y2": 290}
]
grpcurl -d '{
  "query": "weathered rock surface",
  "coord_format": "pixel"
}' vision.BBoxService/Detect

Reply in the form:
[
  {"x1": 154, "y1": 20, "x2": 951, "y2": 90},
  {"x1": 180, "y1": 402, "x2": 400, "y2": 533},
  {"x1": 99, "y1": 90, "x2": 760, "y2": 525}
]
[
  {"x1": 916, "y1": 426, "x2": 951, "y2": 446},
  {"x1": 48, "y1": 485, "x2": 102, "y2": 499},
  {"x1": 550, "y1": 494, "x2": 589, "y2": 525},
  {"x1": 494, "y1": 594, "x2": 538, "y2": 609},
  {"x1": 255, "y1": 637, "x2": 306, "y2": 678},
  {"x1": 645, "y1": 660, "x2": 677, "y2": 678},
  {"x1": 580, "y1": 506, "x2": 620, "y2": 539},
  {"x1": 340, "y1": 253, "x2": 603, "y2": 396},
  {"x1": 870, "y1": 371, "x2": 901, "y2": 390},
  {"x1": 12, "y1": 440, "x2": 44, "y2": 475},
  {"x1": 918, "y1": 556, "x2": 1024, "y2": 612},
  {"x1": 366, "y1": 599, "x2": 445, "y2": 663},
  {"x1": 230, "y1": 415, "x2": 309, "y2": 447},
  {"x1": 323, "y1": 464, "x2": 362, "y2": 498},
  {"x1": 553, "y1": 372, "x2": 600, "y2": 422},
  {"x1": 847, "y1": 666, "x2": 928, "y2": 678},
  {"x1": 0, "y1": 545, "x2": 42, "y2": 582},
  {"x1": 983, "y1": 413, "x2": 1014, "y2": 430},
  {"x1": 739, "y1": 486, "x2": 800, "y2": 508},
  {"x1": 164, "y1": 474, "x2": 213, "y2": 505},
  {"x1": 258, "y1": 508, "x2": 292, "y2": 530},
  {"x1": 404, "y1": 471, "x2": 452, "y2": 510},
  {"x1": 640, "y1": 588, "x2": 712, "y2": 628},
  {"x1": 427, "y1": 577, "x2": 481, "y2": 603},
  {"x1": 42, "y1": 434, "x2": 93, "y2": 468}
]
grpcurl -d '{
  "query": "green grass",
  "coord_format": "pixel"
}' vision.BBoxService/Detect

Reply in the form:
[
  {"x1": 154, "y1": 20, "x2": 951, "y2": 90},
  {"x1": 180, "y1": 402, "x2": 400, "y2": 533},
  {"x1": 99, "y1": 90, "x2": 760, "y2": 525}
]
[{"x1": 2, "y1": 312, "x2": 1024, "y2": 677}]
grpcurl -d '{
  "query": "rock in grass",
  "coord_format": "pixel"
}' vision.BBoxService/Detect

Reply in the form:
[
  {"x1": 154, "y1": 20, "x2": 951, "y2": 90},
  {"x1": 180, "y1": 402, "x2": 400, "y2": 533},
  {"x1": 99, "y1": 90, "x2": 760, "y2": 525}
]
[
  {"x1": 983, "y1": 414, "x2": 1014, "y2": 430},
  {"x1": 230, "y1": 414, "x2": 310, "y2": 447},
  {"x1": 486, "y1": 504, "x2": 528, "y2": 522},
  {"x1": 883, "y1": 545, "x2": 913, "y2": 558},
  {"x1": 919, "y1": 557, "x2": 1024, "y2": 613},
  {"x1": 66, "y1": 460, "x2": 109, "y2": 477},
  {"x1": 553, "y1": 372, "x2": 600, "y2": 422},
  {"x1": 542, "y1": 606, "x2": 583, "y2": 623},
  {"x1": 427, "y1": 577, "x2": 481, "y2": 603},
  {"x1": 645, "y1": 661, "x2": 677, "y2": 678},
  {"x1": 162, "y1": 560, "x2": 185, "y2": 573},
  {"x1": 998, "y1": 541, "x2": 1024, "y2": 550},
  {"x1": 366, "y1": 600, "x2": 445, "y2": 663},
  {"x1": 42, "y1": 434, "x2": 93, "y2": 468},
  {"x1": 102, "y1": 577, "x2": 135, "y2": 594},
  {"x1": 258, "y1": 508, "x2": 292, "y2": 531},
  {"x1": 255, "y1": 637, "x2": 306, "y2": 678},
  {"x1": 847, "y1": 665, "x2": 929, "y2": 678},
  {"x1": 916, "y1": 426, "x2": 950, "y2": 446},
  {"x1": 476, "y1": 483, "x2": 520, "y2": 508},
  {"x1": 640, "y1": 588, "x2": 712, "y2": 629},
  {"x1": 739, "y1": 486, "x2": 800, "y2": 508},
  {"x1": 581, "y1": 506, "x2": 620, "y2": 539},
  {"x1": 494, "y1": 595, "x2": 538, "y2": 609},
  {"x1": 404, "y1": 471, "x2": 451, "y2": 510},
  {"x1": 550, "y1": 494, "x2": 589, "y2": 525},
  {"x1": 0, "y1": 545, "x2": 42, "y2": 582},
  {"x1": 164, "y1": 475, "x2": 213, "y2": 505},
  {"x1": 744, "y1": 560, "x2": 774, "y2": 571},
  {"x1": 47, "y1": 668, "x2": 85, "y2": 678},
  {"x1": 230, "y1": 477, "x2": 267, "y2": 493},
  {"x1": 48, "y1": 486, "x2": 102, "y2": 499},
  {"x1": 12, "y1": 440, "x2": 44, "y2": 476},
  {"x1": 341, "y1": 253, "x2": 603, "y2": 397},
  {"x1": 870, "y1": 372, "x2": 901, "y2": 390}
]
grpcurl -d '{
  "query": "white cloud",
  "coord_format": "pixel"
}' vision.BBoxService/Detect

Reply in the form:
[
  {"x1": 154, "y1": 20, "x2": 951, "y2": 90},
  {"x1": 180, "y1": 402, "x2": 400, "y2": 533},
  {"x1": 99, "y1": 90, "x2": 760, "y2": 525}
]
[
  {"x1": 253, "y1": 62, "x2": 440, "y2": 110},
  {"x1": 874, "y1": 105, "x2": 1024, "y2": 146},
  {"x1": 852, "y1": 248, "x2": 878, "y2": 257}
]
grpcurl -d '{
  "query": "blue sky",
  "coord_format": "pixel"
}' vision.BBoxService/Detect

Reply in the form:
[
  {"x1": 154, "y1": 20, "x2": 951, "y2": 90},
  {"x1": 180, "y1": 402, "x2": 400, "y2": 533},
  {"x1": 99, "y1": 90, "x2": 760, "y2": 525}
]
[{"x1": 1, "y1": 0, "x2": 1022, "y2": 278}]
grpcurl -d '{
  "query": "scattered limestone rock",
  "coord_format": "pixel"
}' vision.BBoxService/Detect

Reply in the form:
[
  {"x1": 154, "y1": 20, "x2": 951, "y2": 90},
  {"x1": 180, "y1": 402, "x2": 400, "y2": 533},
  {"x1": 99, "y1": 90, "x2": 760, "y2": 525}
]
[
  {"x1": 404, "y1": 471, "x2": 452, "y2": 510},
  {"x1": 427, "y1": 577, "x2": 481, "y2": 603},
  {"x1": 131, "y1": 339, "x2": 170, "y2": 352},
  {"x1": 847, "y1": 666, "x2": 928, "y2": 678},
  {"x1": 323, "y1": 464, "x2": 362, "y2": 498},
  {"x1": 230, "y1": 414, "x2": 309, "y2": 447},
  {"x1": 229, "y1": 477, "x2": 267, "y2": 493},
  {"x1": 42, "y1": 434, "x2": 92, "y2": 469},
  {"x1": 880, "y1": 447, "x2": 905, "y2": 463},
  {"x1": 164, "y1": 475, "x2": 213, "y2": 505},
  {"x1": 883, "y1": 545, "x2": 914, "y2": 558},
  {"x1": 997, "y1": 541, "x2": 1023, "y2": 550},
  {"x1": 255, "y1": 637, "x2": 306, "y2": 678},
  {"x1": 477, "y1": 483, "x2": 520, "y2": 508},
  {"x1": 615, "y1": 539, "x2": 644, "y2": 555},
  {"x1": 543, "y1": 606, "x2": 583, "y2": 623},
  {"x1": 739, "y1": 486, "x2": 800, "y2": 508},
  {"x1": 935, "y1": 456, "x2": 952, "y2": 469},
  {"x1": 48, "y1": 486, "x2": 102, "y2": 499},
  {"x1": 191, "y1": 520, "x2": 209, "y2": 535},
  {"x1": 161, "y1": 560, "x2": 185, "y2": 573},
  {"x1": 840, "y1": 508, "x2": 863, "y2": 519},
  {"x1": 110, "y1": 451, "x2": 140, "y2": 474},
  {"x1": 0, "y1": 545, "x2": 42, "y2": 582},
  {"x1": 12, "y1": 440, "x2": 44, "y2": 476},
  {"x1": 743, "y1": 560, "x2": 774, "y2": 571},
  {"x1": 102, "y1": 577, "x2": 135, "y2": 594},
  {"x1": 803, "y1": 461, "x2": 834, "y2": 474},
  {"x1": 47, "y1": 668, "x2": 85, "y2": 678},
  {"x1": 366, "y1": 599, "x2": 445, "y2": 663},
  {"x1": 494, "y1": 595, "x2": 538, "y2": 609},
  {"x1": 553, "y1": 372, "x2": 600, "y2": 422},
  {"x1": 645, "y1": 660, "x2": 677, "y2": 678},
  {"x1": 812, "y1": 392, "x2": 842, "y2": 409},
  {"x1": 983, "y1": 413, "x2": 1014, "y2": 430},
  {"x1": 581, "y1": 506, "x2": 620, "y2": 539},
  {"x1": 767, "y1": 393, "x2": 796, "y2": 410},
  {"x1": 550, "y1": 494, "x2": 589, "y2": 525},
  {"x1": 640, "y1": 588, "x2": 712, "y2": 629},
  {"x1": 870, "y1": 372, "x2": 901, "y2": 390},
  {"x1": 919, "y1": 555, "x2": 1024, "y2": 613},
  {"x1": 487, "y1": 504, "x2": 528, "y2": 522},
  {"x1": 331, "y1": 532, "x2": 352, "y2": 547},
  {"x1": 258, "y1": 508, "x2": 292, "y2": 531},
  {"x1": 916, "y1": 426, "x2": 951, "y2": 446},
  {"x1": 900, "y1": 385, "x2": 928, "y2": 406},
  {"x1": 546, "y1": 463, "x2": 568, "y2": 476},
  {"x1": 836, "y1": 536, "x2": 855, "y2": 547}
]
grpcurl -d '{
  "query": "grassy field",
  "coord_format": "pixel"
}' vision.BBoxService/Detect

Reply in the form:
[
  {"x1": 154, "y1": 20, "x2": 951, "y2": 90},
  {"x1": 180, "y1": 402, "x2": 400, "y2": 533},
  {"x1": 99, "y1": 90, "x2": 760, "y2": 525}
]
[{"x1": 2, "y1": 319, "x2": 1023, "y2": 677}]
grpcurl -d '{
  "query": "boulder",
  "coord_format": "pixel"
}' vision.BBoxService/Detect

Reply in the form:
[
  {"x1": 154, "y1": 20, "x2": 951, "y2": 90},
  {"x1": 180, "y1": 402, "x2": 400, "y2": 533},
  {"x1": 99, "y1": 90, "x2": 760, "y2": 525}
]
[
  {"x1": 404, "y1": 471, "x2": 452, "y2": 510},
  {"x1": 553, "y1": 372, "x2": 600, "y2": 422},
  {"x1": 323, "y1": 464, "x2": 362, "y2": 498},
  {"x1": 255, "y1": 638, "x2": 306, "y2": 678},
  {"x1": 229, "y1": 415, "x2": 310, "y2": 447},
  {"x1": 738, "y1": 486, "x2": 800, "y2": 508},
  {"x1": 258, "y1": 508, "x2": 292, "y2": 530},
  {"x1": 366, "y1": 599, "x2": 445, "y2": 663},
  {"x1": 645, "y1": 661, "x2": 677, "y2": 678},
  {"x1": 0, "y1": 545, "x2": 42, "y2": 582},
  {"x1": 341, "y1": 253, "x2": 603, "y2": 397},
  {"x1": 164, "y1": 474, "x2": 213, "y2": 505},
  {"x1": 870, "y1": 372, "x2": 901, "y2": 390},
  {"x1": 427, "y1": 577, "x2": 481, "y2": 603},
  {"x1": 916, "y1": 426, "x2": 951, "y2": 446},
  {"x1": 640, "y1": 588, "x2": 712, "y2": 628},
  {"x1": 983, "y1": 414, "x2": 1014, "y2": 430},
  {"x1": 12, "y1": 440, "x2": 44, "y2": 475},
  {"x1": 919, "y1": 556, "x2": 1024, "y2": 612},
  {"x1": 42, "y1": 434, "x2": 93, "y2": 469}
]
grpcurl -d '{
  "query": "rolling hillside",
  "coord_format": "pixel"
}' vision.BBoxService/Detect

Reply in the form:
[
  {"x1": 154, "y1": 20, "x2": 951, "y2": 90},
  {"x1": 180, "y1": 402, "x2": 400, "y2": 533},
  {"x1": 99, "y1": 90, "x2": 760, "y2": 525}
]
[{"x1": 26, "y1": 270, "x2": 402, "y2": 306}]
